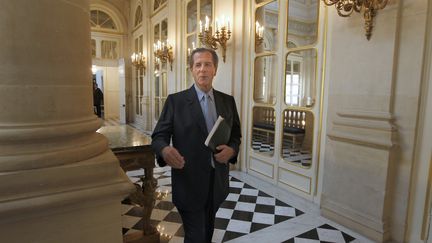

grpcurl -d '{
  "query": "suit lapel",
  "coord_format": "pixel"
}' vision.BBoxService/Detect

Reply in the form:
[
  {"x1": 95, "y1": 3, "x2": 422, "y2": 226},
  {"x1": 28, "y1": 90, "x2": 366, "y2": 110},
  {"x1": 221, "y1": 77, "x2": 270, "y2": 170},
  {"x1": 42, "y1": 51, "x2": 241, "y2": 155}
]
[
  {"x1": 213, "y1": 89, "x2": 227, "y2": 119},
  {"x1": 186, "y1": 86, "x2": 208, "y2": 135}
]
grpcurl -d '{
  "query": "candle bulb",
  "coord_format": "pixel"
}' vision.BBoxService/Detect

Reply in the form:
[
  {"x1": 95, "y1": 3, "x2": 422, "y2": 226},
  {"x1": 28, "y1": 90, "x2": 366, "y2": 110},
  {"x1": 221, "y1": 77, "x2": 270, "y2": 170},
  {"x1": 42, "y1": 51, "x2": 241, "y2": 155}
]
[
  {"x1": 199, "y1": 20, "x2": 202, "y2": 33},
  {"x1": 205, "y1": 16, "x2": 209, "y2": 31},
  {"x1": 256, "y1": 21, "x2": 260, "y2": 34},
  {"x1": 192, "y1": 41, "x2": 195, "y2": 49},
  {"x1": 227, "y1": 19, "x2": 230, "y2": 32}
]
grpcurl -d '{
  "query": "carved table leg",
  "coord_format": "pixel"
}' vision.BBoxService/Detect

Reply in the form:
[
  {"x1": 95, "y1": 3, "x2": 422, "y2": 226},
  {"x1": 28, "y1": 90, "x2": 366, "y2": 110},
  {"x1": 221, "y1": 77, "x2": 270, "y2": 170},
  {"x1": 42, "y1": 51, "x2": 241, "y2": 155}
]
[
  {"x1": 141, "y1": 168, "x2": 158, "y2": 235},
  {"x1": 123, "y1": 158, "x2": 160, "y2": 243}
]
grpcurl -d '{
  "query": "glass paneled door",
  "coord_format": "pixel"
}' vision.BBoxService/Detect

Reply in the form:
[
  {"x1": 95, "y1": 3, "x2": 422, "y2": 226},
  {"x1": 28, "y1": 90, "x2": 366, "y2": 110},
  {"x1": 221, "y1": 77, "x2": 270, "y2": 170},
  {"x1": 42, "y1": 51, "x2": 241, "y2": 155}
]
[
  {"x1": 153, "y1": 19, "x2": 168, "y2": 122},
  {"x1": 248, "y1": 0, "x2": 322, "y2": 200}
]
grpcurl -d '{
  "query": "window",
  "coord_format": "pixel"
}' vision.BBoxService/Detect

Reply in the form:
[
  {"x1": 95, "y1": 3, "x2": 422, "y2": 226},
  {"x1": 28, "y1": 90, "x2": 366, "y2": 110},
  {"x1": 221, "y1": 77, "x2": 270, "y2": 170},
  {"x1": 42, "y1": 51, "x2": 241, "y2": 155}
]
[
  {"x1": 90, "y1": 10, "x2": 117, "y2": 31},
  {"x1": 90, "y1": 9, "x2": 122, "y2": 60},
  {"x1": 285, "y1": 58, "x2": 301, "y2": 106},
  {"x1": 153, "y1": 0, "x2": 167, "y2": 12}
]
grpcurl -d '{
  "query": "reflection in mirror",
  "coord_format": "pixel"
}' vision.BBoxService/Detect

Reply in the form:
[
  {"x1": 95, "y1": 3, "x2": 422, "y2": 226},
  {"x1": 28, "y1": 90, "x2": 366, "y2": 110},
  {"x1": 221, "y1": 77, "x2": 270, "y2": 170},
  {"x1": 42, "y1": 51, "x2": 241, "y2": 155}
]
[
  {"x1": 287, "y1": 0, "x2": 319, "y2": 47},
  {"x1": 161, "y1": 72, "x2": 167, "y2": 97},
  {"x1": 154, "y1": 73, "x2": 160, "y2": 120},
  {"x1": 187, "y1": 0, "x2": 197, "y2": 34},
  {"x1": 254, "y1": 55, "x2": 277, "y2": 104},
  {"x1": 255, "y1": 1, "x2": 278, "y2": 53},
  {"x1": 186, "y1": 69, "x2": 194, "y2": 88},
  {"x1": 154, "y1": 23, "x2": 160, "y2": 43},
  {"x1": 281, "y1": 109, "x2": 313, "y2": 168},
  {"x1": 187, "y1": 35, "x2": 196, "y2": 58},
  {"x1": 161, "y1": 19, "x2": 168, "y2": 40},
  {"x1": 285, "y1": 48, "x2": 316, "y2": 107},
  {"x1": 251, "y1": 106, "x2": 275, "y2": 157},
  {"x1": 186, "y1": 35, "x2": 196, "y2": 88},
  {"x1": 159, "y1": 19, "x2": 168, "y2": 70},
  {"x1": 200, "y1": 0, "x2": 212, "y2": 25}
]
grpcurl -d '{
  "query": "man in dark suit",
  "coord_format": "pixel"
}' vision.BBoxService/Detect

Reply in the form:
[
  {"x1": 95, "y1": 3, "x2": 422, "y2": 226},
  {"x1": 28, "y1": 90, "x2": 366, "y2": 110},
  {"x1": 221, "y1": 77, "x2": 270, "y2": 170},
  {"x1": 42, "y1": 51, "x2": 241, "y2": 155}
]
[{"x1": 151, "y1": 48, "x2": 241, "y2": 243}]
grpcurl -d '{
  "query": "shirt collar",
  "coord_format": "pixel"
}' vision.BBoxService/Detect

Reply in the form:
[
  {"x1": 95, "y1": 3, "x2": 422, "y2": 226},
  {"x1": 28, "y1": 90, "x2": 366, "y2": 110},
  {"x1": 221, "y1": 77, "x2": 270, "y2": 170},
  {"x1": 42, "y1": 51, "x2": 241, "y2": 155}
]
[{"x1": 194, "y1": 84, "x2": 214, "y2": 101}]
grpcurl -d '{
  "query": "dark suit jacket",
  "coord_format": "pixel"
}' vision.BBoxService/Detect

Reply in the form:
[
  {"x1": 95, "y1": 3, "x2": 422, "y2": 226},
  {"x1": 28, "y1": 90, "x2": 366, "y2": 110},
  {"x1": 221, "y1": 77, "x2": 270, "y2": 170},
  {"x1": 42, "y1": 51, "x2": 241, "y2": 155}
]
[{"x1": 151, "y1": 86, "x2": 241, "y2": 211}]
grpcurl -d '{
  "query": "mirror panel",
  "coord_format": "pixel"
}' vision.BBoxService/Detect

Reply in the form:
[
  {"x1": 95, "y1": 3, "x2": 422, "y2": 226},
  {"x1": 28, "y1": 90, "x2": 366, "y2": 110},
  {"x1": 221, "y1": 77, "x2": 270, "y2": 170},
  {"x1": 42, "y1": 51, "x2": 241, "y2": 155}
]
[
  {"x1": 186, "y1": 35, "x2": 196, "y2": 88},
  {"x1": 251, "y1": 106, "x2": 275, "y2": 157},
  {"x1": 284, "y1": 48, "x2": 316, "y2": 107},
  {"x1": 281, "y1": 109, "x2": 313, "y2": 168},
  {"x1": 187, "y1": 35, "x2": 196, "y2": 58},
  {"x1": 161, "y1": 19, "x2": 168, "y2": 70},
  {"x1": 161, "y1": 72, "x2": 167, "y2": 111},
  {"x1": 154, "y1": 23, "x2": 160, "y2": 43},
  {"x1": 255, "y1": 1, "x2": 278, "y2": 53},
  {"x1": 161, "y1": 72, "x2": 167, "y2": 97},
  {"x1": 254, "y1": 55, "x2": 277, "y2": 105},
  {"x1": 187, "y1": 0, "x2": 197, "y2": 34},
  {"x1": 200, "y1": 0, "x2": 212, "y2": 25},
  {"x1": 287, "y1": 0, "x2": 319, "y2": 47},
  {"x1": 154, "y1": 73, "x2": 160, "y2": 120}
]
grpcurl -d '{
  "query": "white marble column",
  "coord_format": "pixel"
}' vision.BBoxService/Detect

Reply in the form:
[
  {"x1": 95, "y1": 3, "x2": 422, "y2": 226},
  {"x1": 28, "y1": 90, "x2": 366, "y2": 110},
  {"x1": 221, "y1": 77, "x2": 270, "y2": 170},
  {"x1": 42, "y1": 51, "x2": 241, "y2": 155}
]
[{"x1": 0, "y1": 1, "x2": 134, "y2": 242}]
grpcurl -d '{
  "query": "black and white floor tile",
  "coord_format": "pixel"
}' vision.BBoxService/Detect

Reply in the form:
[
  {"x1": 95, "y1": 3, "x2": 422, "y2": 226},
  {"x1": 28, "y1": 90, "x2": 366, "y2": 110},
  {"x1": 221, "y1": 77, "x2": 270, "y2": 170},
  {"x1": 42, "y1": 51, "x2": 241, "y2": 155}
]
[
  {"x1": 282, "y1": 224, "x2": 356, "y2": 243},
  {"x1": 252, "y1": 137, "x2": 312, "y2": 167},
  {"x1": 123, "y1": 167, "x2": 304, "y2": 242},
  {"x1": 121, "y1": 166, "x2": 364, "y2": 243}
]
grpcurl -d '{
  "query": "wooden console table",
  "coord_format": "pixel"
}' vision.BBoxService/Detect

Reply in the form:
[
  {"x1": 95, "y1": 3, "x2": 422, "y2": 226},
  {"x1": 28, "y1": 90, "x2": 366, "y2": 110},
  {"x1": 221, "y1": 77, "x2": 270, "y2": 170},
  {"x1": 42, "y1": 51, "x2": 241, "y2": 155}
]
[{"x1": 97, "y1": 125, "x2": 159, "y2": 243}]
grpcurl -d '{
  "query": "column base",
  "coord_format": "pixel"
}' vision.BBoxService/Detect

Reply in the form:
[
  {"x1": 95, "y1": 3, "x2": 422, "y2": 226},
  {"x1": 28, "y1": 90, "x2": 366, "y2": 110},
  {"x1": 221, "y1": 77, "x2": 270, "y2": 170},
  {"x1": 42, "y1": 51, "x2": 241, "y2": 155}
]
[{"x1": 123, "y1": 231, "x2": 160, "y2": 243}]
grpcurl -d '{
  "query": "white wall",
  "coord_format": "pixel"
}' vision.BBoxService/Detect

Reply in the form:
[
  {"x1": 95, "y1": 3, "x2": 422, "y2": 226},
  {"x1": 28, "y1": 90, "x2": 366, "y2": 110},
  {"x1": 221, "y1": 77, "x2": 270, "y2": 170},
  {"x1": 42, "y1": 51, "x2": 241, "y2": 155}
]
[{"x1": 321, "y1": 0, "x2": 429, "y2": 242}]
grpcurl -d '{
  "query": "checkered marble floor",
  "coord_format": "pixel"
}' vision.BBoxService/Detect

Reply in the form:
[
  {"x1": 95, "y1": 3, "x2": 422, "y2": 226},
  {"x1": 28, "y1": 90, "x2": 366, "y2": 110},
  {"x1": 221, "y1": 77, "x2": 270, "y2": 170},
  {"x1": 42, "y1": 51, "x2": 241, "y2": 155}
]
[
  {"x1": 121, "y1": 167, "x2": 360, "y2": 243},
  {"x1": 282, "y1": 224, "x2": 356, "y2": 243},
  {"x1": 252, "y1": 138, "x2": 312, "y2": 167}
]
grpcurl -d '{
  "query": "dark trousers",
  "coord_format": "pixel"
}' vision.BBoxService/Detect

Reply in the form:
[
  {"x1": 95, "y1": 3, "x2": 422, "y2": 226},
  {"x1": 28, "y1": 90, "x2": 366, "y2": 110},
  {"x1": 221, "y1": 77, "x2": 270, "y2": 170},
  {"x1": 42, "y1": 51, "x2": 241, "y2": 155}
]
[
  {"x1": 94, "y1": 105, "x2": 102, "y2": 118},
  {"x1": 178, "y1": 169, "x2": 216, "y2": 243}
]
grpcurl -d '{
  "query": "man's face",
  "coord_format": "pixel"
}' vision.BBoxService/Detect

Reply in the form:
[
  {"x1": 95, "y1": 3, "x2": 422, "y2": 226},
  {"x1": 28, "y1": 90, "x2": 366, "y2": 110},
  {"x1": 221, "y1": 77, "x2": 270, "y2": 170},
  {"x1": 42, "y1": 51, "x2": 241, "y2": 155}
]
[{"x1": 191, "y1": 51, "x2": 217, "y2": 93}]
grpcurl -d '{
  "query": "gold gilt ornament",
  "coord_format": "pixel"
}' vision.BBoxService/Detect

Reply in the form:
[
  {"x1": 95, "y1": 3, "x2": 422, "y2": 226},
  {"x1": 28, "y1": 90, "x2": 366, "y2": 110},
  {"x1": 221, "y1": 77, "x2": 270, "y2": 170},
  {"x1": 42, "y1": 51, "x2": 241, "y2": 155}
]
[{"x1": 322, "y1": 0, "x2": 389, "y2": 40}]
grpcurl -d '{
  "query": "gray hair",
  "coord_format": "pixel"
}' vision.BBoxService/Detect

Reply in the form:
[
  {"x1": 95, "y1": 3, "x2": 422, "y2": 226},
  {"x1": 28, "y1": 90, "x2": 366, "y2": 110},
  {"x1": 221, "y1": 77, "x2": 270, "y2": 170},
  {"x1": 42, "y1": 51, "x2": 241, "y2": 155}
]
[{"x1": 189, "y1": 48, "x2": 219, "y2": 69}]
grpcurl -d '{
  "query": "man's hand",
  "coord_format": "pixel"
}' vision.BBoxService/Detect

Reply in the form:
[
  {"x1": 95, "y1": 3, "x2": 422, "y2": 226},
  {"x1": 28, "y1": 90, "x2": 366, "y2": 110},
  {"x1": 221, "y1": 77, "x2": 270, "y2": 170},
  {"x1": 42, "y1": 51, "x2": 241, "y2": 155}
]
[
  {"x1": 214, "y1": 145, "x2": 235, "y2": 164},
  {"x1": 161, "y1": 146, "x2": 185, "y2": 169}
]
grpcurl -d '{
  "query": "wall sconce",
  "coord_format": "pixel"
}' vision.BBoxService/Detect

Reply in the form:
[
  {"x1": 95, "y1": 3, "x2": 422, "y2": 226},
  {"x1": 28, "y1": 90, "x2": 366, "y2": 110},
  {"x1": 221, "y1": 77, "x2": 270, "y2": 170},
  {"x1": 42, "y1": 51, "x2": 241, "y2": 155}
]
[
  {"x1": 131, "y1": 52, "x2": 146, "y2": 74},
  {"x1": 198, "y1": 16, "x2": 231, "y2": 62},
  {"x1": 255, "y1": 21, "x2": 264, "y2": 47},
  {"x1": 322, "y1": 0, "x2": 389, "y2": 40},
  {"x1": 154, "y1": 40, "x2": 174, "y2": 71}
]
